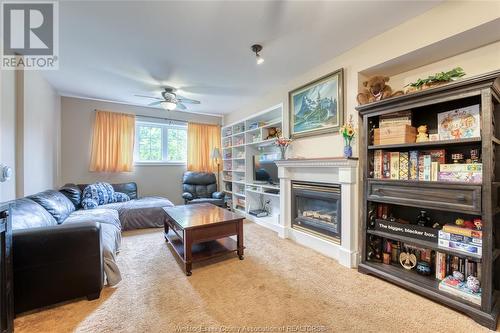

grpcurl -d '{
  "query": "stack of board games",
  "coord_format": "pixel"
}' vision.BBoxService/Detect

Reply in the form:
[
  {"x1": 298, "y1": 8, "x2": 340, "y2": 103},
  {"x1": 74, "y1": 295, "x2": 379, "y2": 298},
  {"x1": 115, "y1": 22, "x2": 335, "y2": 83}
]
[
  {"x1": 438, "y1": 224, "x2": 482, "y2": 256},
  {"x1": 373, "y1": 149, "x2": 482, "y2": 183}
]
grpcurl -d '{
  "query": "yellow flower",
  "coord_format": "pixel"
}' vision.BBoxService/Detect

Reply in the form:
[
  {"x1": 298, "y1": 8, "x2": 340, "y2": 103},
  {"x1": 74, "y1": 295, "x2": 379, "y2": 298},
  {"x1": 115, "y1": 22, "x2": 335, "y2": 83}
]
[{"x1": 347, "y1": 129, "x2": 354, "y2": 136}]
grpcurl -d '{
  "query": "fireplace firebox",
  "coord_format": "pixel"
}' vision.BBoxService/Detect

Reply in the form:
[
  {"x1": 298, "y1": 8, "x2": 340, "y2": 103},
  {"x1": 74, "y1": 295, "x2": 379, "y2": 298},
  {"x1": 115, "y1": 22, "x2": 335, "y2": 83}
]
[{"x1": 291, "y1": 181, "x2": 341, "y2": 244}]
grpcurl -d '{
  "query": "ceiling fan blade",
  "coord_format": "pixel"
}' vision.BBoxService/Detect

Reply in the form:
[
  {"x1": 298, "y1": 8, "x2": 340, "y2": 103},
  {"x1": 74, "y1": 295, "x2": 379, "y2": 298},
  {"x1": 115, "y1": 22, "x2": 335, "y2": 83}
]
[
  {"x1": 176, "y1": 95, "x2": 200, "y2": 104},
  {"x1": 176, "y1": 102, "x2": 187, "y2": 110},
  {"x1": 148, "y1": 100, "x2": 163, "y2": 106},
  {"x1": 134, "y1": 94, "x2": 163, "y2": 100}
]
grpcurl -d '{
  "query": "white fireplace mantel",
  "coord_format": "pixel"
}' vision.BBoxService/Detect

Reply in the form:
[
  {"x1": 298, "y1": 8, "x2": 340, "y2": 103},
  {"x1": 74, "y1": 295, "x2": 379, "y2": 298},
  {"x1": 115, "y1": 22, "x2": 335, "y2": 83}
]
[{"x1": 275, "y1": 157, "x2": 359, "y2": 268}]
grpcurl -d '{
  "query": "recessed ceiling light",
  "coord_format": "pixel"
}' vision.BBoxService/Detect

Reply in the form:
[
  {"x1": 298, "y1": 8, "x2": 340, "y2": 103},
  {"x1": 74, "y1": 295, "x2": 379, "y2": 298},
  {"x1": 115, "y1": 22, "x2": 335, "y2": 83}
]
[{"x1": 251, "y1": 44, "x2": 264, "y2": 65}]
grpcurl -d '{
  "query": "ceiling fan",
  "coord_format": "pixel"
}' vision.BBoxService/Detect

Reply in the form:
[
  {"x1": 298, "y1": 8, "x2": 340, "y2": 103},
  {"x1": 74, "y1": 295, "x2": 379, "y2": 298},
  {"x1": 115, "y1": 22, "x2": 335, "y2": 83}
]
[{"x1": 135, "y1": 87, "x2": 200, "y2": 111}]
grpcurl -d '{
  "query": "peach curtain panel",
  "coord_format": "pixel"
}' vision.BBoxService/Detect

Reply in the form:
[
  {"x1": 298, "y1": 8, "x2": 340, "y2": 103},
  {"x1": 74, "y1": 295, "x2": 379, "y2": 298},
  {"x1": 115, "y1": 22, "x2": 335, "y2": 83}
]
[
  {"x1": 89, "y1": 110, "x2": 135, "y2": 172},
  {"x1": 187, "y1": 122, "x2": 221, "y2": 172}
]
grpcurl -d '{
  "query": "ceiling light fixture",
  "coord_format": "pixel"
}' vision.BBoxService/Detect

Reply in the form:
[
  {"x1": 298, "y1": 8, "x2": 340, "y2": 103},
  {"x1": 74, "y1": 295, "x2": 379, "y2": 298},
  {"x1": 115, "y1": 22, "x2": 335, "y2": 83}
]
[
  {"x1": 251, "y1": 44, "x2": 264, "y2": 65},
  {"x1": 160, "y1": 100, "x2": 177, "y2": 111}
]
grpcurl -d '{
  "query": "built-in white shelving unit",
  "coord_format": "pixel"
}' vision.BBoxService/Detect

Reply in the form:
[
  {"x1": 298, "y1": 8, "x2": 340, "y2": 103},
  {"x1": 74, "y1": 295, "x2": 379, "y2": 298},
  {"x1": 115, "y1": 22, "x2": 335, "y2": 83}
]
[{"x1": 221, "y1": 103, "x2": 283, "y2": 232}]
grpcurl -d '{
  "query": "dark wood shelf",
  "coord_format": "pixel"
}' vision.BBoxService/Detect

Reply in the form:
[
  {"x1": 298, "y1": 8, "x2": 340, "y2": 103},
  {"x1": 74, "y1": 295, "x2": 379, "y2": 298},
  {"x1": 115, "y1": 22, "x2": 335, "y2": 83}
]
[
  {"x1": 368, "y1": 137, "x2": 481, "y2": 150},
  {"x1": 366, "y1": 178, "x2": 482, "y2": 187},
  {"x1": 367, "y1": 229, "x2": 482, "y2": 261},
  {"x1": 166, "y1": 230, "x2": 238, "y2": 263},
  {"x1": 359, "y1": 262, "x2": 483, "y2": 310},
  {"x1": 358, "y1": 71, "x2": 500, "y2": 329}
]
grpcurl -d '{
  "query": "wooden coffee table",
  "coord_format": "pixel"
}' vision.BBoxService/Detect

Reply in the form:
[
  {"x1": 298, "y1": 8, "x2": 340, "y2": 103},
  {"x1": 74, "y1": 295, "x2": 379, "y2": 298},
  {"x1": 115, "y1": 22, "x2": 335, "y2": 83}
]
[{"x1": 163, "y1": 203, "x2": 244, "y2": 276}]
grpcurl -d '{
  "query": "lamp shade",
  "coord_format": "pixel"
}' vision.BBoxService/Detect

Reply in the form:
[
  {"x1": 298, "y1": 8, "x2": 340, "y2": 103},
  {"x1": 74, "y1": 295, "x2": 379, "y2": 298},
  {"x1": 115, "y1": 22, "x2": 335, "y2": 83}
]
[
  {"x1": 210, "y1": 147, "x2": 221, "y2": 160},
  {"x1": 160, "y1": 101, "x2": 177, "y2": 111}
]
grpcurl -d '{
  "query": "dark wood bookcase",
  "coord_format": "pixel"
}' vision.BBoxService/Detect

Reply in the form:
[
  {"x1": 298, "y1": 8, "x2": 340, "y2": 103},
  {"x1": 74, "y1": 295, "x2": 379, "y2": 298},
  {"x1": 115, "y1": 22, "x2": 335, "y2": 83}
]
[
  {"x1": 0, "y1": 204, "x2": 13, "y2": 333},
  {"x1": 356, "y1": 71, "x2": 500, "y2": 329}
]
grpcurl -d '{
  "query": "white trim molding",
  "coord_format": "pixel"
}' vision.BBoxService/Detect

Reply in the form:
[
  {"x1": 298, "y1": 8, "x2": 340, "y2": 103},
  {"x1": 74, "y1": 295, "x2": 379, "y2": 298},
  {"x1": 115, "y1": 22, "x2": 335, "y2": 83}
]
[{"x1": 276, "y1": 157, "x2": 359, "y2": 268}]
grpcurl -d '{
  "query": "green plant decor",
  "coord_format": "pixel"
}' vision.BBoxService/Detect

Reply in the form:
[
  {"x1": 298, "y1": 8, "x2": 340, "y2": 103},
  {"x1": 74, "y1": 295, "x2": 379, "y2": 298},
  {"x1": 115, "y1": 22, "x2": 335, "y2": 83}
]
[{"x1": 405, "y1": 67, "x2": 466, "y2": 89}]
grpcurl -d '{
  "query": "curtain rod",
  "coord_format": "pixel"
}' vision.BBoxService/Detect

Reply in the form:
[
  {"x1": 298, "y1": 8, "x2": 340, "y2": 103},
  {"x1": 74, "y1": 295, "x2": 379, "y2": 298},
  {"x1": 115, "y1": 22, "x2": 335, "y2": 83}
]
[{"x1": 93, "y1": 109, "x2": 188, "y2": 124}]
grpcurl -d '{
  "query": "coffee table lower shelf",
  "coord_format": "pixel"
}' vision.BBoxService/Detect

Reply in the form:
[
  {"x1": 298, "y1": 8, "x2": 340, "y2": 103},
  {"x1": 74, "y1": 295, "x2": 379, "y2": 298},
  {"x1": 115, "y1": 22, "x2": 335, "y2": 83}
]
[{"x1": 165, "y1": 230, "x2": 240, "y2": 266}]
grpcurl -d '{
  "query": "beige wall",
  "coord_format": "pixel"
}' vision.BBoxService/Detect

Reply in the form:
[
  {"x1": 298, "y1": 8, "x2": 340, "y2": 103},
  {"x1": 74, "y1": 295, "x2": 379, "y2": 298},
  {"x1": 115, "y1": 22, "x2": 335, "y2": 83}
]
[
  {"x1": 223, "y1": 1, "x2": 500, "y2": 256},
  {"x1": 0, "y1": 70, "x2": 60, "y2": 200},
  {"x1": 0, "y1": 71, "x2": 16, "y2": 201},
  {"x1": 390, "y1": 41, "x2": 500, "y2": 90},
  {"x1": 60, "y1": 97, "x2": 222, "y2": 205},
  {"x1": 22, "y1": 71, "x2": 61, "y2": 196},
  {"x1": 224, "y1": 1, "x2": 500, "y2": 159}
]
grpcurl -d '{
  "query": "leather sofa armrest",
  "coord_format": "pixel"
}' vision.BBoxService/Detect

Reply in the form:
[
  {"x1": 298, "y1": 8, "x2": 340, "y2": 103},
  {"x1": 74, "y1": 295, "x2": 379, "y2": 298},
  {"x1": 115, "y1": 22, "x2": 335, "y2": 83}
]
[
  {"x1": 13, "y1": 222, "x2": 102, "y2": 265},
  {"x1": 212, "y1": 191, "x2": 225, "y2": 199},
  {"x1": 12, "y1": 222, "x2": 103, "y2": 313},
  {"x1": 182, "y1": 192, "x2": 194, "y2": 201}
]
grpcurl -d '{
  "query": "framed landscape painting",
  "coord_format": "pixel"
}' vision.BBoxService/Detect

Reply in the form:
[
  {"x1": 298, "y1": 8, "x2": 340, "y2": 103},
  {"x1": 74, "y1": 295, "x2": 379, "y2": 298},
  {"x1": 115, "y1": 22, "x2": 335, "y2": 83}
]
[{"x1": 289, "y1": 68, "x2": 344, "y2": 139}]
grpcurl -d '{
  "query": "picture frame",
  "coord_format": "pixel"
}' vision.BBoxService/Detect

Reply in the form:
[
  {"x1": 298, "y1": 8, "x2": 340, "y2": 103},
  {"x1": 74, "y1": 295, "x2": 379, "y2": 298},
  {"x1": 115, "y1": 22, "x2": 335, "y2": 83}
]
[{"x1": 289, "y1": 68, "x2": 344, "y2": 139}]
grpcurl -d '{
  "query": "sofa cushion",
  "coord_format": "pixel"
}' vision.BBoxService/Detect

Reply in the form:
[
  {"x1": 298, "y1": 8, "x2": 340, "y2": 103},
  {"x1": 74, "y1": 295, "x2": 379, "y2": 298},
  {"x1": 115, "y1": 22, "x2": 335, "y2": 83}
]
[
  {"x1": 59, "y1": 184, "x2": 82, "y2": 208},
  {"x1": 82, "y1": 182, "x2": 116, "y2": 207},
  {"x1": 65, "y1": 208, "x2": 121, "y2": 250},
  {"x1": 101, "y1": 196, "x2": 173, "y2": 230},
  {"x1": 65, "y1": 208, "x2": 122, "y2": 285},
  {"x1": 28, "y1": 190, "x2": 75, "y2": 224},
  {"x1": 9, "y1": 198, "x2": 58, "y2": 230}
]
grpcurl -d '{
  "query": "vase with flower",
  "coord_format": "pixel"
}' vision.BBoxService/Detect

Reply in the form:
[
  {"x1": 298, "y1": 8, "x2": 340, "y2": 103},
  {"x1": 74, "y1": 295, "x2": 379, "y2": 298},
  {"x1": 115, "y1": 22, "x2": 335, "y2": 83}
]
[
  {"x1": 340, "y1": 115, "x2": 356, "y2": 158},
  {"x1": 275, "y1": 137, "x2": 293, "y2": 160}
]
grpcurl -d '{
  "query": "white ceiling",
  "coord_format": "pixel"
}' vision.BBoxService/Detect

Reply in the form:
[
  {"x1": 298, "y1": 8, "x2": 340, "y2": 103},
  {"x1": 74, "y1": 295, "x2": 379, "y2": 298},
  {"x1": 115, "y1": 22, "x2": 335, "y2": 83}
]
[{"x1": 44, "y1": 0, "x2": 441, "y2": 115}]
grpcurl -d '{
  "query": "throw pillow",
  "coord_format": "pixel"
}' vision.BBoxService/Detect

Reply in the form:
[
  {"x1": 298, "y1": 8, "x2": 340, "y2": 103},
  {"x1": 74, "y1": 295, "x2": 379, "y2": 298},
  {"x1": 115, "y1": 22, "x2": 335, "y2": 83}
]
[
  {"x1": 82, "y1": 182, "x2": 116, "y2": 206},
  {"x1": 113, "y1": 192, "x2": 130, "y2": 203},
  {"x1": 81, "y1": 198, "x2": 98, "y2": 210}
]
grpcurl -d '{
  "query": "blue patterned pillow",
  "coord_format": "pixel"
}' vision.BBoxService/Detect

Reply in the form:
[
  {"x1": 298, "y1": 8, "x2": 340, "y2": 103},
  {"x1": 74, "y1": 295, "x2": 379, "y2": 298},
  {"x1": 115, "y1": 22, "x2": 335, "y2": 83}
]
[
  {"x1": 113, "y1": 191, "x2": 130, "y2": 203},
  {"x1": 81, "y1": 198, "x2": 98, "y2": 210},
  {"x1": 82, "y1": 182, "x2": 115, "y2": 206}
]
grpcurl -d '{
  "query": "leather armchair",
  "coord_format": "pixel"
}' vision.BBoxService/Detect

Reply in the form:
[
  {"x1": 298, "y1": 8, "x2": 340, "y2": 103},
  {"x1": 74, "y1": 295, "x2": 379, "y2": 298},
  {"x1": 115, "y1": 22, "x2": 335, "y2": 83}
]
[
  {"x1": 182, "y1": 171, "x2": 225, "y2": 207},
  {"x1": 13, "y1": 221, "x2": 103, "y2": 314}
]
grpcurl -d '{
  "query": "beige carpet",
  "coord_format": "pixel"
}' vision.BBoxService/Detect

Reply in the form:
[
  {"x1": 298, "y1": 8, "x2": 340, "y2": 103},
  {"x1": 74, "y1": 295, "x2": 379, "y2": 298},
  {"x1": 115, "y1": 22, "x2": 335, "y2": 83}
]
[{"x1": 15, "y1": 222, "x2": 494, "y2": 333}]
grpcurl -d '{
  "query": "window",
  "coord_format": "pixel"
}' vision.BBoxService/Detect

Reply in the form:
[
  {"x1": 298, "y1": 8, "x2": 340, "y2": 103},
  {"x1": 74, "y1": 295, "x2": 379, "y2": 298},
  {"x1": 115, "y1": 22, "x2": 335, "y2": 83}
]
[{"x1": 134, "y1": 119, "x2": 187, "y2": 164}]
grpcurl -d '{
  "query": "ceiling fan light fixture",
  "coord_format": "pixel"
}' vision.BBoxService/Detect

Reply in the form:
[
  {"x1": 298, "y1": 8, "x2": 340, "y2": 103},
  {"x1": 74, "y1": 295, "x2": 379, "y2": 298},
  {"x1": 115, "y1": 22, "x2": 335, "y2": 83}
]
[
  {"x1": 160, "y1": 100, "x2": 177, "y2": 111},
  {"x1": 256, "y1": 54, "x2": 264, "y2": 65},
  {"x1": 251, "y1": 44, "x2": 264, "y2": 65}
]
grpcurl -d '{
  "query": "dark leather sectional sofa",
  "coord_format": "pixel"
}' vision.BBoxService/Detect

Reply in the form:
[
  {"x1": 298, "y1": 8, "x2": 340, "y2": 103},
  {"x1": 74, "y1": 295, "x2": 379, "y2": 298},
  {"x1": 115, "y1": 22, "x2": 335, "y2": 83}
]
[{"x1": 8, "y1": 182, "x2": 173, "y2": 314}]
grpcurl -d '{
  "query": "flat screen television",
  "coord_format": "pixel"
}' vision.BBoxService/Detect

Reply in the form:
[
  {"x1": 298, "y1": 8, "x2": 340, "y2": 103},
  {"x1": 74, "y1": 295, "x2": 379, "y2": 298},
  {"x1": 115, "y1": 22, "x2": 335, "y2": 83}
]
[{"x1": 253, "y1": 153, "x2": 279, "y2": 185}]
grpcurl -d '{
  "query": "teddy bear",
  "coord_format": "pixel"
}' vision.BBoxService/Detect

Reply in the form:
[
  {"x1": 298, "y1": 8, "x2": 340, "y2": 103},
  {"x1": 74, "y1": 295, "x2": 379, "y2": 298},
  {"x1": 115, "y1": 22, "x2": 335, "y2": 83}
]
[
  {"x1": 357, "y1": 76, "x2": 404, "y2": 105},
  {"x1": 265, "y1": 127, "x2": 282, "y2": 140}
]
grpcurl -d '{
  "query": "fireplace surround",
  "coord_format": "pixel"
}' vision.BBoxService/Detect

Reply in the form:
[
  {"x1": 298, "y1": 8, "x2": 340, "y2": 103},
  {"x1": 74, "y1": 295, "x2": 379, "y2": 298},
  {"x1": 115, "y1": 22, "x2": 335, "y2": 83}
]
[
  {"x1": 275, "y1": 158, "x2": 358, "y2": 268},
  {"x1": 291, "y1": 181, "x2": 341, "y2": 244}
]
